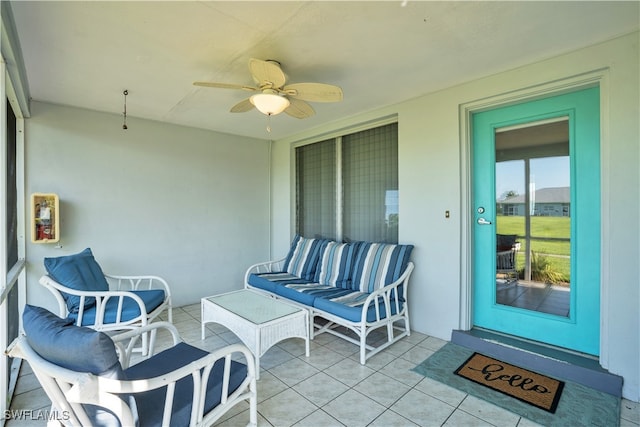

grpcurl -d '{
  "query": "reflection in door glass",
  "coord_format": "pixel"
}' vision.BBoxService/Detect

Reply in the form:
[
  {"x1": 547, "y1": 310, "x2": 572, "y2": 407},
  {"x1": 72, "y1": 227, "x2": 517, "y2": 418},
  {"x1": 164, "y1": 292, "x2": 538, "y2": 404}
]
[{"x1": 494, "y1": 119, "x2": 571, "y2": 317}]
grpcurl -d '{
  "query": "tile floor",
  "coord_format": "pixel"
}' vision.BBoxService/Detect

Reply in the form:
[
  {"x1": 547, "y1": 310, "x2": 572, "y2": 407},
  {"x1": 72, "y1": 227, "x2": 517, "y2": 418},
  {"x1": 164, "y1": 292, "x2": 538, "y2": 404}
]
[{"x1": 7, "y1": 304, "x2": 640, "y2": 427}]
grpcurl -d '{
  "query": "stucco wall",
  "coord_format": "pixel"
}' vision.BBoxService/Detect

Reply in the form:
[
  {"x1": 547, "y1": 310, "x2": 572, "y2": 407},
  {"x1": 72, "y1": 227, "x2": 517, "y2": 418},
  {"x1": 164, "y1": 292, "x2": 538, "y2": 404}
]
[
  {"x1": 271, "y1": 32, "x2": 639, "y2": 400},
  {"x1": 25, "y1": 102, "x2": 272, "y2": 309}
]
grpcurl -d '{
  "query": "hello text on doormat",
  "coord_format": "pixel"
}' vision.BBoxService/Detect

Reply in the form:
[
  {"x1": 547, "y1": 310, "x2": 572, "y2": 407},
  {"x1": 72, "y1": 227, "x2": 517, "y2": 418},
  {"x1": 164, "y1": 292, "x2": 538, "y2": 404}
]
[{"x1": 454, "y1": 352, "x2": 565, "y2": 413}]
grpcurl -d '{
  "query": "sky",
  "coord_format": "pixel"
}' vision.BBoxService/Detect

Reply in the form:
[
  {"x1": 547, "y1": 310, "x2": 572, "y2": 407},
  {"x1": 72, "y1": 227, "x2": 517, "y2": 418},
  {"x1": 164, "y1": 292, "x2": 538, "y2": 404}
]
[{"x1": 496, "y1": 156, "x2": 570, "y2": 199}]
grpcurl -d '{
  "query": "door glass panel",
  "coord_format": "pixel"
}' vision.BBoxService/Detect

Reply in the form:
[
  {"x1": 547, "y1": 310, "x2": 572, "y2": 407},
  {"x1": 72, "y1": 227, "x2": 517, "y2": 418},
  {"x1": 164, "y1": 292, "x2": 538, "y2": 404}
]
[{"x1": 494, "y1": 118, "x2": 570, "y2": 317}]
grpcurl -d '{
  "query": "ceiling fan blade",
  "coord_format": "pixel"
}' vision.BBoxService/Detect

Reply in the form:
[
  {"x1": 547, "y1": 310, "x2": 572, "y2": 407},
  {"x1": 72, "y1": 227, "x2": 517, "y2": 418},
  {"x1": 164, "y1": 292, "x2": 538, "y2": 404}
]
[
  {"x1": 283, "y1": 83, "x2": 343, "y2": 103},
  {"x1": 230, "y1": 98, "x2": 255, "y2": 113},
  {"x1": 193, "y1": 81, "x2": 257, "y2": 91},
  {"x1": 284, "y1": 98, "x2": 315, "y2": 119},
  {"x1": 249, "y1": 58, "x2": 286, "y2": 89}
]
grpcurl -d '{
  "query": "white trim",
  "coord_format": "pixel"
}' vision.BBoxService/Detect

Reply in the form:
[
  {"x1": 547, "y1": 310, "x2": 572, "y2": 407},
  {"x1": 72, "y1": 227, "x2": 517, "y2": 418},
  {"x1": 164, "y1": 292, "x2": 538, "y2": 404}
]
[
  {"x1": 290, "y1": 114, "x2": 397, "y2": 150},
  {"x1": 495, "y1": 115, "x2": 569, "y2": 133},
  {"x1": 597, "y1": 71, "x2": 611, "y2": 370},
  {"x1": 289, "y1": 115, "x2": 399, "y2": 242},
  {"x1": 1, "y1": 54, "x2": 28, "y2": 420},
  {"x1": 335, "y1": 136, "x2": 343, "y2": 242},
  {"x1": 459, "y1": 69, "x2": 610, "y2": 365},
  {"x1": 0, "y1": 58, "x2": 8, "y2": 423}
]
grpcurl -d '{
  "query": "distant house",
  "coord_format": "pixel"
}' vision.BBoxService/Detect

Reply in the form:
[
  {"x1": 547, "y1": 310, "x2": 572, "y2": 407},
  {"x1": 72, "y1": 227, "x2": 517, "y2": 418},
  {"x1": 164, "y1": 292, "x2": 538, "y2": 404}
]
[{"x1": 498, "y1": 187, "x2": 570, "y2": 217}]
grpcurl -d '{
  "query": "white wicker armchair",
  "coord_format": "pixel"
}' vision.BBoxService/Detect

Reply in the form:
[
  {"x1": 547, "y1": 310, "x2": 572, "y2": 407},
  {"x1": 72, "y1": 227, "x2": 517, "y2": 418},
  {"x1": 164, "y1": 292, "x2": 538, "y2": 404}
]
[
  {"x1": 7, "y1": 311, "x2": 257, "y2": 427},
  {"x1": 40, "y1": 273, "x2": 172, "y2": 356}
]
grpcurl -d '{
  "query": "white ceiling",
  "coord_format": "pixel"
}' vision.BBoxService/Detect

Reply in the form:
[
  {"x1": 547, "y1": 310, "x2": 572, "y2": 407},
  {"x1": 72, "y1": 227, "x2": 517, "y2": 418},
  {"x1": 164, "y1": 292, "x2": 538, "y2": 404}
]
[{"x1": 9, "y1": 1, "x2": 639, "y2": 141}]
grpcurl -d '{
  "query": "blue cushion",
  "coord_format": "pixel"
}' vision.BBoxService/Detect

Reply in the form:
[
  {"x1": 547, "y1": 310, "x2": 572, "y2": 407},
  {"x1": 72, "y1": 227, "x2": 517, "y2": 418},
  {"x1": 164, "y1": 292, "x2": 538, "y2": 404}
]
[
  {"x1": 125, "y1": 342, "x2": 248, "y2": 427},
  {"x1": 248, "y1": 272, "x2": 322, "y2": 305},
  {"x1": 22, "y1": 304, "x2": 121, "y2": 375},
  {"x1": 351, "y1": 243, "x2": 414, "y2": 293},
  {"x1": 272, "y1": 283, "x2": 328, "y2": 306},
  {"x1": 315, "y1": 241, "x2": 361, "y2": 288},
  {"x1": 44, "y1": 248, "x2": 110, "y2": 314},
  {"x1": 67, "y1": 289, "x2": 166, "y2": 326},
  {"x1": 247, "y1": 272, "x2": 309, "y2": 294},
  {"x1": 313, "y1": 292, "x2": 402, "y2": 323},
  {"x1": 283, "y1": 235, "x2": 326, "y2": 281},
  {"x1": 23, "y1": 305, "x2": 137, "y2": 427}
]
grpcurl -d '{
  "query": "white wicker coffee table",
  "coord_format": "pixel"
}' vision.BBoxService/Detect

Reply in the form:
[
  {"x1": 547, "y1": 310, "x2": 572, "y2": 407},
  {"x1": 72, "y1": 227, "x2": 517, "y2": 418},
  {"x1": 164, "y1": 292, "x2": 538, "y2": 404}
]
[{"x1": 201, "y1": 289, "x2": 309, "y2": 379}]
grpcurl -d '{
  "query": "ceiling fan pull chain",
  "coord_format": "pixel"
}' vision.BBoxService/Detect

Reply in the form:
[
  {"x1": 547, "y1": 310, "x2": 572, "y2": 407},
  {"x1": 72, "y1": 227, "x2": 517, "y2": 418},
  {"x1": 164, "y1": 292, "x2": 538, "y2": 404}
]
[
  {"x1": 122, "y1": 89, "x2": 128, "y2": 130},
  {"x1": 266, "y1": 113, "x2": 272, "y2": 133}
]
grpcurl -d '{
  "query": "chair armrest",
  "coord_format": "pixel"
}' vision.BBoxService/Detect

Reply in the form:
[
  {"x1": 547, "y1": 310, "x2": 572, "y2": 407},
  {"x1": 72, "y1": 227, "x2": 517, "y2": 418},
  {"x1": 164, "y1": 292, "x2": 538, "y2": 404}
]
[
  {"x1": 244, "y1": 258, "x2": 286, "y2": 287},
  {"x1": 105, "y1": 274, "x2": 172, "y2": 296},
  {"x1": 105, "y1": 274, "x2": 173, "y2": 324},
  {"x1": 111, "y1": 321, "x2": 181, "y2": 367},
  {"x1": 67, "y1": 343, "x2": 257, "y2": 426},
  {"x1": 360, "y1": 262, "x2": 415, "y2": 324},
  {"x1": 39, "y1": 275, "x2": 154, "y2": 327},
  {"x1": 38, "y1": 275, "x2": 69, "y2": 318}
]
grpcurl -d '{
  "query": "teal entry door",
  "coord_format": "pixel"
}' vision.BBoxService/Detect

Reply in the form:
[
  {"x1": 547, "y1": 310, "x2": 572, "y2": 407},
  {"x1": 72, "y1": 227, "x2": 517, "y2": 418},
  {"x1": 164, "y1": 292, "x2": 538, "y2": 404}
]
[{"x1": 472, "y1": 86, "x2": 600, "y2": 355}]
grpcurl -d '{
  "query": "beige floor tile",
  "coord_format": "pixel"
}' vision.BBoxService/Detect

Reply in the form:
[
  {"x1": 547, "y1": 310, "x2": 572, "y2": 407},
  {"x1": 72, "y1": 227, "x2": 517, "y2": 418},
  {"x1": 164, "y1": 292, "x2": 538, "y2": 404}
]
[
  {"x1": 11, "y1": 303, "x2": 632, "y2": 427},
  {"x1": 301, "y1": 345, "x2": 344, "y2": 370},
  {"x1": 322, "y1": 389, "x2": 386, "y2": 427},
  {"x1": 214, "y1": 409, "x2": 272, "y2": 427},
  {"x1": 293, "y1": 409, "x2": 344, "y2": 427},
  {"x1": 293, "y1": 372, "x2": 350, "y2": 407},
  {"x1": 390, "y1": 388, "x2": 456, "y2": 426},
  {"x1": 259, "y1": 345, "x2": 296, "y2": 371},
  {"x1": 255, "y1": 371, "x2": 290, "y2": 403},
  {"x1": 457, "y1": 395, "x2": 520, "y2": 427},
  {"x1": 414, "y1": 376, "x2": 467, "y2": 407},
  {"x1": 400, "y1": 345, "x2": 434, "y2": 365},
  {"x1": 277, "y1": 336, "x2": 314, "y2": 357},
  {"x1": 444, "y1": 409, "x2": 497, "y2": 426},
  {"x1": 352, "y1": 371, "x2": 411, "y2": 407},
  {"x1": 258, "y1": 388, "x2": 317, "y2": 427},
  {"x1": 13, "y1": 372, "x2": 41, "y2": 395},
  {"x1": 378, "y1": 357, "x2": 424, "y2": 387},
  {"x1": 267, "y1": 357, "x2": 320, "y2": 387},
  {"x1": 622, "y1": 399, "x2": 640, "y2": 425},
  {"x1": 323, "y1": 357, "x2": 376, "y2": 387},
  {"x1": 368, "y1": 409, "x2": 419, "y2": 426}
]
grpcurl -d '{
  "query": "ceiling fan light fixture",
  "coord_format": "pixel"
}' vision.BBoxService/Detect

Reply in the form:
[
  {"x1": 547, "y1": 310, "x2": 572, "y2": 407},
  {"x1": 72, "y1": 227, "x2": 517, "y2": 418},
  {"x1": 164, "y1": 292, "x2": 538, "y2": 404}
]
[{"x1": 250, "y1": 93, "x2": 290, "y2": 116}]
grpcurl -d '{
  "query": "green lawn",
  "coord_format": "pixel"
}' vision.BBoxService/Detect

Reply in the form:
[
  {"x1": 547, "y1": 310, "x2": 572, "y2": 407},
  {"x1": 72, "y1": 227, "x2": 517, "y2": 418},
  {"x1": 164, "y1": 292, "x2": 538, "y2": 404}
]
[{"x1": 497, "y1": 215, "x2": 571, "y2": 282}]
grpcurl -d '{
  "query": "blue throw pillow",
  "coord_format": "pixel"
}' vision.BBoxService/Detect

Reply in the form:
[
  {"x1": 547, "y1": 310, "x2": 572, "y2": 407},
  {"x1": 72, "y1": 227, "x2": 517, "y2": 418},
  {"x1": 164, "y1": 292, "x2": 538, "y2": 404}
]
[
  {"x1": 23, "y1": 305, "x2": 136, "y2": 426},
  {"x1": 316, "y1": 241, "x2": 361, "y2": 288},
  {"x1": 44, "y1": 248, "x2": 110, "y2": 314},
  {"x1": 351, "y1": 243, "x2": 414, "y2": 293},
  {"x1": 22, "y1": 304, "x2": 121, "y2": 375},
  {"x1": 283, "y1": 235, "x2": 325, "y2": 281}
]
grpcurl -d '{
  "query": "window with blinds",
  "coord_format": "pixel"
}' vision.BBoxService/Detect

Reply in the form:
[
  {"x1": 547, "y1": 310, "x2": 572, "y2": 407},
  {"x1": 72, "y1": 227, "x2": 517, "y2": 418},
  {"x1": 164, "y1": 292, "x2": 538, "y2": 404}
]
[
  {"x1": 295, "y1": 122, "x2": 399, "y2": 243},
  {"x1": 295, "y1": 139, "x2": 337, "y2": 240}
]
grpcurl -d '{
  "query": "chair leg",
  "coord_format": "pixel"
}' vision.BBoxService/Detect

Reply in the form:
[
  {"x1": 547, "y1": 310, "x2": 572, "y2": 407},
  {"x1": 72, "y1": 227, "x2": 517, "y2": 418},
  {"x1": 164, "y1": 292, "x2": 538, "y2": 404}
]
[
  {"x1": 141, "y1": 331, "x2": 149, "y2": 356},
  {"x1": 248, "y1": 391, "x2": 257, "y2": 427},
  {"x1": 386, "y1": 321, "x2": 394, "y2": 343}
]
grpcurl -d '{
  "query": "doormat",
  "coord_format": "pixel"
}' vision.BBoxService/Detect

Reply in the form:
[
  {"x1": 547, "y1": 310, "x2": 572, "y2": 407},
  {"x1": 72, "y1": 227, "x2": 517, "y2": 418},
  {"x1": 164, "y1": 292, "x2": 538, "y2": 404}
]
[
  {"x1": 412, "y1": 343, "x2": 621, "y2": 426},
  {"x1": 454, "y1": 352, "x2": 564, "y2": 413}
]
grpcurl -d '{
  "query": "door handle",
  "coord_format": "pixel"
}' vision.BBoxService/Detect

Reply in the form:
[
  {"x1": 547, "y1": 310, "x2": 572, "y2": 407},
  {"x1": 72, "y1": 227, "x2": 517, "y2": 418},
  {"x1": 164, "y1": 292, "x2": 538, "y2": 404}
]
[{"x1": 477, "y1": 218, "x2": 492, "y2": 225}]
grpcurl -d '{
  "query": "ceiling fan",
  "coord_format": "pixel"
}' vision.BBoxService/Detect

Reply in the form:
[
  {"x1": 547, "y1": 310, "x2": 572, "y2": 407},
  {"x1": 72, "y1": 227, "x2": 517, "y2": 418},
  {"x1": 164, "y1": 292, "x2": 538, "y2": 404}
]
[{"x1": 193, "y1": 58, "x2": 343, "y2": 119}]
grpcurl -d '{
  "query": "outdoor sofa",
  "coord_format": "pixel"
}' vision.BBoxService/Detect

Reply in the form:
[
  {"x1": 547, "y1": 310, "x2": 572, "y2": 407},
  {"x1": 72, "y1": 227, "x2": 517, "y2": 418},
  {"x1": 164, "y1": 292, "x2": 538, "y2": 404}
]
[{"x1": 245, "y1": 235, "x2": 414, "y2": 364}]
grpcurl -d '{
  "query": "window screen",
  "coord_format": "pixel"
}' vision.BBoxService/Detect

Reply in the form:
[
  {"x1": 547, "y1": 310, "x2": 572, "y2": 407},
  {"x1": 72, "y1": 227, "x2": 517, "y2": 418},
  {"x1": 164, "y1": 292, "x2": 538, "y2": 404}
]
[
  {"x1": 295, "y1": 139, "x2": 336, "y2": 240},
  {"x1": 6, "y1": 99, "x2": 18, "y2": 267},
  {"x1": 295, "y1": 122, "x2": 399, "y2": 243},
  {"x1": 343, "y1": 123, "x2": 398, "y2": 243}
]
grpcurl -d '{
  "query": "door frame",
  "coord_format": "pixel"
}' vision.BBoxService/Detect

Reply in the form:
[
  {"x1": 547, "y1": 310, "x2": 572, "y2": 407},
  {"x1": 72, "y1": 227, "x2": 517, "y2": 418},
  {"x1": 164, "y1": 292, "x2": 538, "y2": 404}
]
[{"x1": 458, "y1": 69, "x2": 611, "y2": 363}]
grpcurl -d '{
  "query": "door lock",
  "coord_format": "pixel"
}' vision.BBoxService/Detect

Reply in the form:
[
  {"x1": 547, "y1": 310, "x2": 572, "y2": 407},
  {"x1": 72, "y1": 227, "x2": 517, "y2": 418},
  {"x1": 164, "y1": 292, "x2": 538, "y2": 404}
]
[{"x1": 477, "y1": 218, "x2": 492, "y2": 225}]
